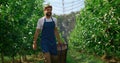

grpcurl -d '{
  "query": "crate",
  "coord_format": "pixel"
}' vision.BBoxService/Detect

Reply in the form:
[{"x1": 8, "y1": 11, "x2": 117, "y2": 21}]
[{"x1": 57, "y1": 43, "x2": 68, "y2": 63}]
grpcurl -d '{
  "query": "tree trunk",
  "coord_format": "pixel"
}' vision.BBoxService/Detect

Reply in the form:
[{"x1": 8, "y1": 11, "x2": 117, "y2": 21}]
[
  {"x1": 12, "y1": 56, "x2": 15, "y2": 63},
  {"x1": 19, "y1": 55, "x2": 22, "y2": 63},
  {"x1": 21, "y1": 55, "x2": 27, "y2": 62},
  {"x1": 24, "y1": 55, "x2": 27, "y2": 61},
  {"x1": 1, "y1": 52, "x2": 4, "y2": 63}
]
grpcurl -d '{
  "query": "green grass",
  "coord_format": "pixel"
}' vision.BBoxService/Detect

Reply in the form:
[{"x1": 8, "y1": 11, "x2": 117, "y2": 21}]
[
  {"x1": 0, "y1": 50, "x2": 105, "y2": 63},
  {"x1": 67, "y1": 54, "x2": 76, "y2": 63},
  {"x1": 67, "y1": 49, "x2": 105, "y2": 63}
]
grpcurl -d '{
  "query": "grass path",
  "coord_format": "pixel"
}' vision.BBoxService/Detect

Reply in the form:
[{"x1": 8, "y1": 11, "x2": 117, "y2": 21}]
[
  {"x1": 66, "y1": 50, "x2": 105, "y2": 63},
  {"x1": 1, "y1": 50, "x2": 105, "y2": 63}
]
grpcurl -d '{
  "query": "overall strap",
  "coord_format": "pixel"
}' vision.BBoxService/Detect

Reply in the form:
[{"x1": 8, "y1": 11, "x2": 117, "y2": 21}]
[
  {"x1": 44, "y1": 18, "x2": 46, "y2": 22},
  {"x1": 51, "y1": 17, "x2": 54, "y2": 22}
]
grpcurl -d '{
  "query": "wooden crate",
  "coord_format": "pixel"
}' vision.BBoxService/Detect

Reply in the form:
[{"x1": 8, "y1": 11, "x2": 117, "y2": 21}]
[{"x1": 57, "y1": 43, "x2": 68, "y2": 63}]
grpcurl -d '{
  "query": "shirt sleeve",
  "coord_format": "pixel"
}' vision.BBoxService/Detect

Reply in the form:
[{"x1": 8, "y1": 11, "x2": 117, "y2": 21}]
[
  {"x1": 36, "y1": 19, "x2": 41, "y2": 29},
  {"x1": 54, "y1": 18, "x2": 57, "y2": 27}
]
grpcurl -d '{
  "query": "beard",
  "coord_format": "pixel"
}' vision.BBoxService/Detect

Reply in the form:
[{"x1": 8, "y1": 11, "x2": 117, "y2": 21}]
[{"x1": 46, "y1": 12, "x2": 52, "y2": 17}]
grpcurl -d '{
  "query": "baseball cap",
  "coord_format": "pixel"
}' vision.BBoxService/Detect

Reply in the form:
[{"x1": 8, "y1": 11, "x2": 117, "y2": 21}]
[{"x1": 43, "y1": 3, "x2": 52, "y2": 10}]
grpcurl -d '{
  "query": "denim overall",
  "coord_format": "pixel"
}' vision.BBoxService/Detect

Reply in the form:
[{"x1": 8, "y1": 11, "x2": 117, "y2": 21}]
[{"x1": 40, "y1": 17, "x2": 57, "y2": 55}]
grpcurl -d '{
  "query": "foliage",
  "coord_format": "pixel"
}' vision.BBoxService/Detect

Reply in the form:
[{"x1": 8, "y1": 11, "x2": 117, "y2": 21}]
[
  {"x1": 0, "y1": 0, "x2": 44, "y2": 59},
  {"x1": 54, "y1": 12, "x2": 77, "y2": 42},
  {"x1": 69, "y1": 0, "x2": 120, "y2": 58}
]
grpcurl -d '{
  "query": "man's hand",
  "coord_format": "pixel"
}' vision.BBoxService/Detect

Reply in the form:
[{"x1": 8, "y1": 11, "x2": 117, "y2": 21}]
[
  {"x1": 32, "y1": 41, "x2": 37, "y2": 50},
  {"x1": 33, "y1": 29, "x2": 40, "y2": 50},
  {"x1": 54, "y1": 27, "x2": 63, "y2": 45}
]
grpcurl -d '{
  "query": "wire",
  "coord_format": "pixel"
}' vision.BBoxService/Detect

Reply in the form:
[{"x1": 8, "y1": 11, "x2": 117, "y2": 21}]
[
  {"x1": 64, "y1": 4, "x2": 84, "y2": 12},
  {"x1": 51, "y1": 0, "x2": 84, "y2": 8},
  {"x1": 64, "y1": 2, "x2": 84, "y2": 9},
  {"x1": 45, "y1": 0, "x2": 85, "y2": 14},
  {"x1": 50, "y1": 0, "x2": 83, "y2": 4},
  {"x1": 65, "y1": 2, "x2": 83, "y2": 8}
]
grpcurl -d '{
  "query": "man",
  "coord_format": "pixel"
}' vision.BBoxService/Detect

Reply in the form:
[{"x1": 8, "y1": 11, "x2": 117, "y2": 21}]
[{"x1": 32, "y1": 4, "x2": 62, "y2": 63}]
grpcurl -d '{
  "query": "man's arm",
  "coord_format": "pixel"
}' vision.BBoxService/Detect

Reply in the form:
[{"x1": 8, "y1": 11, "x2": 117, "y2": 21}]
[
  {"x1": 54, "y1": 27, "x2": 62, "y2": 44},
  {"x1": 33, "y1": 29, "x2": 41, "y2": 42},
  {"x1": 33, "y1": 29, "x2": 41, "y2": 50}
]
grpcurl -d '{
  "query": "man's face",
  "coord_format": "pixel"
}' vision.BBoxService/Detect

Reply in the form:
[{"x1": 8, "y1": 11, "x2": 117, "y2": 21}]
[{"x1": 44, "y1": 7, "x2": 52, "y2": 17}]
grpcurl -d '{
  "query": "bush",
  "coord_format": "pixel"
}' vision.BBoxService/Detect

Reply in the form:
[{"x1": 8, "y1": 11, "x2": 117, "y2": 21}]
[{"x1": 69, "y1": 0, "x2": 120, "y2": 58}]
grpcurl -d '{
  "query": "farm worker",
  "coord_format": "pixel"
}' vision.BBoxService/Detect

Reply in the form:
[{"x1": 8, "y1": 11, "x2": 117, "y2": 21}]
[{"x1": 32, "y1": 4, "x2": 62, "y2": 63}]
